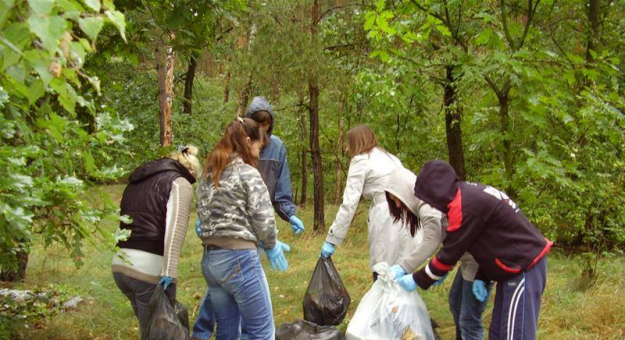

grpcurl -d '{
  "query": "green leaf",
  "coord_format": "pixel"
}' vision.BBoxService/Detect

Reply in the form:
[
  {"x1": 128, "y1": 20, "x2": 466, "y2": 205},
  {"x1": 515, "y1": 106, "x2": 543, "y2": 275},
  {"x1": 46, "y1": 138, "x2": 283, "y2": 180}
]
[
  {"x1": 105, "y1": 10, "x2": 126, "y2": 42},
  {"x1": 475, "y1": 28, "x2": 492, "y2": 46},
  {"x1": 0, "y1": 0, "x2": 15, "y2": 27},
  {"x1": 27, "y1": 0, "x2": 54, "y2": 15},
  {"x1": 27, "y1": 15, "x2": 67, "y2": 52},
  {"x1": 364, "y1": 12, "x2": 376, "y2": 31},
  {"x1": 58, "y1": 0, "x2": 85, "y2": 12},
  {"x1": 78, "y1": 17, "x2": 104, "y2": 40},
  {"x1": 84, "y1": 0, "x2": 100, "y2": 12},
  {"x1": 0, "y1": 87, "x2": 8, "y2": 108},
  {"x1": 27, "y1": 79, "x2": 45, "y2": 105}
]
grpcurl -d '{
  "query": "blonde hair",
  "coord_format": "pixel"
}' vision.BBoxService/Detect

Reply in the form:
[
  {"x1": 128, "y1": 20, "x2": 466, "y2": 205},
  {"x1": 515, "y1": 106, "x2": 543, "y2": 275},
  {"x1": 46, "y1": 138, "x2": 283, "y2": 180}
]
[
  {"x1": 169, "y1": 145, "x2": 202, "y2": 178},
  {"x1": 346, "y1": 125, "x2": 382, "y2": 158}
]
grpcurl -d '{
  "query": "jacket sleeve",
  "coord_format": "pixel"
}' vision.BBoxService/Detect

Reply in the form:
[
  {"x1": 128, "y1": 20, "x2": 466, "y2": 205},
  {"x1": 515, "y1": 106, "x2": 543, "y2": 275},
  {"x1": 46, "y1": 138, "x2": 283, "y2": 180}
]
[
  {"x1": 273, "y1": 142, "x2": 296, "y2": 221},
  {"x1": 413, "y1": 208, "x2": 484, "y2": 290},
  {"x1": 161, "y1": 177, "x2": 194, "y2": 279},
  {"x1": 398, "y1": 203, "x2": 443, "y2": 273},
  {"x1": 242, "y1": 167, "x2": 277, "y2": 249},
  {"x1": 325, "y1": 156, "x2": 367, "y2": 246}
]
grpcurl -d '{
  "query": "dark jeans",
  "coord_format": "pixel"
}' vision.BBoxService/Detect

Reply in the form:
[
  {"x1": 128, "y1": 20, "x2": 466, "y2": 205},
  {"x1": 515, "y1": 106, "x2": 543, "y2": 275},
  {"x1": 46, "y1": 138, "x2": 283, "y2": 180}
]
[
  {"x1": 113, "y1": 272, "x2": 176, "y2": 338},
  {"x1": 448, "y1": 271, "x2": 491, "y2": 340}
]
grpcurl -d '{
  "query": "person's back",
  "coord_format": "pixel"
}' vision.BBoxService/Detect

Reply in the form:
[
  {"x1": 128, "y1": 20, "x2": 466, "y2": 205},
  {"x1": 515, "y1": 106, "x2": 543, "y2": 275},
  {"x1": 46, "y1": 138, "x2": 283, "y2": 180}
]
[
  {"x1": 196, "y1": 118, "x2": 288, "y2": 340},
  {"x1": 357, "y1": 147, "x2": 402, "y2": 200},
  {"x1": 197, "y1": 157, "x2": 275, "y2": 249},
  {"x1": 409, "y1": 160, "x2": 551, "y2": 340},
  {"x1": 112, "y1": 147, "x2": 200, "y2": 339},
  {"x1": 322, "y1": 125, "x2": 415, "y2": 275}
]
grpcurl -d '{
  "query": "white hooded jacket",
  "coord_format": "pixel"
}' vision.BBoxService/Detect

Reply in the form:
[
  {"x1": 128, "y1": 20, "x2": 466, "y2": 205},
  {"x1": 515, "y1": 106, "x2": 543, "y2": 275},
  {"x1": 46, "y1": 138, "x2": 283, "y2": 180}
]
[
  {"x1": 386, "y1": 167, "x2": 479, "y2": 280},
  {"x1": 326, "y1": 147, "x2": 415, "y2": 270}
]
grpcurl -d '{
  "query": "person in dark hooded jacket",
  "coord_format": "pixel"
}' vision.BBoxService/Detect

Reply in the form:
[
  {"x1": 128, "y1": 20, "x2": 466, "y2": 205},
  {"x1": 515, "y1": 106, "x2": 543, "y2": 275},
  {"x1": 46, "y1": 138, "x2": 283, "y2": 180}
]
[
  {"x1": 112, "y1": 146, "x2": 201, "y2": 339},
  {"x1": 396, "y1": 160, "x2": 552, "y2": 340}
]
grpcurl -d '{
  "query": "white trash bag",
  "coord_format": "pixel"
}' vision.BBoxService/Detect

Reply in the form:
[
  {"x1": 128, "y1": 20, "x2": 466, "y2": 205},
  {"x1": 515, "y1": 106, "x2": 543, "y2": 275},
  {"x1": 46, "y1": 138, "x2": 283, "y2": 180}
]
[{"x1": 346, "y1": 263, "x2": 434, "y2": 340}]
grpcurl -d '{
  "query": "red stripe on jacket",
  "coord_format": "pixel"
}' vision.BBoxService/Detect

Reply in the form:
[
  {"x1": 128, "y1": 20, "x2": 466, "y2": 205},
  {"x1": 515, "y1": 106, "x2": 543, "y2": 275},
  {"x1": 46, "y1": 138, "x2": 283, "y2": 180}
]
[
  {"x1": 432, "y1": 257, "x2": 454, "y2": 272},
  {"x1": 446, "y1": 188, "x2": 462, "y2": 232},
  {"x1": 528, "y1": 239, "x2": 553, "y2": 269}
]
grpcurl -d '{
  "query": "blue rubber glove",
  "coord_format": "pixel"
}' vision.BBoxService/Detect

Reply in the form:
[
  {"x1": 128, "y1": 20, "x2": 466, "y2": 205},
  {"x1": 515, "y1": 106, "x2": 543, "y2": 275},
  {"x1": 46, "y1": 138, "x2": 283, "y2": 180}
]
[
  {"x1": 289, "y1": 215, "x2": 305, "y2": 235},
  {"x1": 432, "y1": 272, "x2": 448, "y2": 287},
  {"x1": 389, "y1": 264, "x2": 406, "y2": 280},
  {"x1": 159, "y1": 275, "x2": 174, "y2": 291},
  {"x1": 397, "y1": 274, "x2": 418, "y2": 292},
  {"x1": 264, "y1": 243, "x2": 289, "y2": 272},
  {"x1": 472, "y1": 279, "x2": 488, "y2": 302},
  {"x1": 275, "y1": 240, "x2": 291, "y2": 252},
  {"x1": 320, "y1": 241, "x2": 335, "y2": 258},
  {"x1": 195, "y1": 219, "x2": 201, "y2": 237}
]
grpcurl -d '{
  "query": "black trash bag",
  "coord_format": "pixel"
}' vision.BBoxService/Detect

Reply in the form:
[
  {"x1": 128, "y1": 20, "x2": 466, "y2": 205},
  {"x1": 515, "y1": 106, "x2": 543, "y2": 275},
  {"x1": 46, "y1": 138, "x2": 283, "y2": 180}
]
[
  {"x1": 303, "y1": 257, "x2": 350, "y2": 326},
  {"x1": 143, "y1": 285, "x2": 190, "y2": 340},
  {"x1": 276, "y1": 319, "x2": 346, "y2": 340}
]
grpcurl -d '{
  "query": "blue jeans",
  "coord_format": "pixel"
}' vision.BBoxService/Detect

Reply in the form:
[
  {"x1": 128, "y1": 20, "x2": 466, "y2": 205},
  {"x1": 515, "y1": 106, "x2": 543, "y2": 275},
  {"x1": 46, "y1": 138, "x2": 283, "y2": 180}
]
[
  {"x1": 448, "y1": 271, "x2": 491, "y2": 340},
  {"x1": 192, "y1": 288, "x2": 215, "y2": 340},
  {"x1": 201, "y1": 248, "x2": 274, "y2": 340}
]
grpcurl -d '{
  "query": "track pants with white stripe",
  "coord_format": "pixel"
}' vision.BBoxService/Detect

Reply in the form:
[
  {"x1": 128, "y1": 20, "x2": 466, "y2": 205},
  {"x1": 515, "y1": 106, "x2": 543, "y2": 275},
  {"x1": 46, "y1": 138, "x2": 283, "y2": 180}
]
[{"x1": 489, "y1": 257, "x2": 547, "y2": 340}]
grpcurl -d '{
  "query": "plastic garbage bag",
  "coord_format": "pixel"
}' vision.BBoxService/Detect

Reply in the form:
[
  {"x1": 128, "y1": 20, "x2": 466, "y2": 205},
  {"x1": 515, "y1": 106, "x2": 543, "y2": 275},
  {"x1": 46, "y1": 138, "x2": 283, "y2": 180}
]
[
  {"x1": 143, "y1": 285, "x2": 190, "y2": 340},
  {"x1": 346, "y1": 263, "x2": 434, "y2": 340},
  {"x1": 303, "y1": 257, "x2": 351, "y2": 326},
  {"x1": 276, "y1": 319, "x2": 346, "y2": 340}
]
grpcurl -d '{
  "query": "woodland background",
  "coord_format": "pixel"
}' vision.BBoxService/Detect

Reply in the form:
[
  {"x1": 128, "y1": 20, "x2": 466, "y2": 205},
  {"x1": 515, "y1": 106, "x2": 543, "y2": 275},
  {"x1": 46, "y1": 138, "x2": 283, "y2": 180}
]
[{"x1": 0, "y1": 0, "x2": 624, "y2": 338}]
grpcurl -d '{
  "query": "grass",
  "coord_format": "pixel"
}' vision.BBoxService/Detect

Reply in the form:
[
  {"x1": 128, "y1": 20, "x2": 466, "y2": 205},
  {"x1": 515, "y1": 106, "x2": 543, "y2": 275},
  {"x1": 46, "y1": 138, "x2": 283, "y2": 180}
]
[{"x1": 8, "y1": 185, "x2": 625, "y2": 339}]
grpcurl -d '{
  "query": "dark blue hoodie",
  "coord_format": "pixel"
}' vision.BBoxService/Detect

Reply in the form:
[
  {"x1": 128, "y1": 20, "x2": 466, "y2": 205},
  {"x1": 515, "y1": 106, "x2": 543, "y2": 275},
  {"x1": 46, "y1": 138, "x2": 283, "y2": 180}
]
[
  {"x1": 412, "y1": 160, "x2": 552, "y2": 288},
  {"x1": 246, "y1": 96, "x2": 296, "y2": 221}
]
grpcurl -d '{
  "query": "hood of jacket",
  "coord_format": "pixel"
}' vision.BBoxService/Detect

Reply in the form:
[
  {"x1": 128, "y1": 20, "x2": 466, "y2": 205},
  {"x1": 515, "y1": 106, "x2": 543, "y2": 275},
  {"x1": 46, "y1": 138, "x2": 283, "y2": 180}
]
[
  {"x1": 385, "y1": 167, "x2": 422, "y2": 216},
  {"x1": 414, "y1": 160, "x2": 459, "y2": 214},
  {"x1": 246, "y1": 96, "x2": 275, "y2": 135},
  {"x1": 128, "y1": 158, "x2": 196, "y2": 185}
]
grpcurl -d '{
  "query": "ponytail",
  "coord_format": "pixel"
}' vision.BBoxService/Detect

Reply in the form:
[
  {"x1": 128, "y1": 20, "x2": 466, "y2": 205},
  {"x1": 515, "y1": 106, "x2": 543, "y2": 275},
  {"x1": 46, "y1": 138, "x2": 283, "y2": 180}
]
[{"x1": 204, "y1": 117, "x2": 264, "y2": 188}]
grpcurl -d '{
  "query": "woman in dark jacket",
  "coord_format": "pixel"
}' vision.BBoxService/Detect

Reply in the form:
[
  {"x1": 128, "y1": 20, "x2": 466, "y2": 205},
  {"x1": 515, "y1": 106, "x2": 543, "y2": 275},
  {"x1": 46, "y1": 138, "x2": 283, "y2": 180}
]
[{"x1": 111, "y1": 145, "x2": 201, "y2": 338}]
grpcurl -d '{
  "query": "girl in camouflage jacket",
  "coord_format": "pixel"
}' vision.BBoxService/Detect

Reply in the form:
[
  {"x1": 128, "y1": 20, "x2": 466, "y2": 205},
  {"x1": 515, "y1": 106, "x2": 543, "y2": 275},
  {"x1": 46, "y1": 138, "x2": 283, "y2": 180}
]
[{"x1": 196, "y1": 117, "x2": 287, "y2": 340}]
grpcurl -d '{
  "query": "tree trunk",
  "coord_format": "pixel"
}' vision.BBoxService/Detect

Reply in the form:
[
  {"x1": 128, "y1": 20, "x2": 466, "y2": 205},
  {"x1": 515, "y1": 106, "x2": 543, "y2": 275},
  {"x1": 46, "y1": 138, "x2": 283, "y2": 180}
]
[
  {"x1": 224, "y1": 71, "x2": 231, "y2": 103},
  {"x1": 335, "y1": 100, "x2": 345, "y2": 204},
  {"x1": 444, "y1": 65, "x2": 467, "y2": 180},
  {"x1": 157, "y1": 41, "x2": 175, "y2": 147},
  {"x1": 0, "y1": 251, "x2": 28, "y2": 282},
  {"x1": 183, "y1": 52, "x2": 198, "y2": 115},
  {"x1": 299, "y1": 94, "x2": 308, "y2": 206},
  {"x1": 498, "y1": 89, "x2": 515, "y2": 195},
  {"x1": 309, "y1": 82, "x2": 324, "y2": 231},
  {"x1": 586, "y1": 0, "x2": 601, "y2": 64},
  {"x1": 237, "y1": 78, "x2": 253, "y2": 117},
  {"x1": 310, "y1": 0, "x2": 325, "y2": 232}
]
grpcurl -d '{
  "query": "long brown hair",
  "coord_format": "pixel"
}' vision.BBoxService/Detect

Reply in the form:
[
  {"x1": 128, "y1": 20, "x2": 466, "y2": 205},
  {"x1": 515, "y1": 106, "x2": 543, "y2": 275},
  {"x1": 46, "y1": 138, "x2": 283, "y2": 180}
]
[
  {"x1": 204, "y1": 118, "x2": 264, "y2": 187},
  {"x1": 386, "y1": 192, "x2": 420, "y2": 237},
  {"x1": 346, "y1": 125, "x2": 383, "y2": 158}
]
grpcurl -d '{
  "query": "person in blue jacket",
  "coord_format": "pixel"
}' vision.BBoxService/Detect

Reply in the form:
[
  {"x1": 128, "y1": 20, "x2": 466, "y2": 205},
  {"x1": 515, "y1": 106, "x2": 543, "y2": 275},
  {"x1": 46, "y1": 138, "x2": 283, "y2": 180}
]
[
  {"x1": 191, "y1": 97, "x2": 305, "y2": 340},
  {"x1": 245, "y1": 96, "x2": 305, "y2": 233}
]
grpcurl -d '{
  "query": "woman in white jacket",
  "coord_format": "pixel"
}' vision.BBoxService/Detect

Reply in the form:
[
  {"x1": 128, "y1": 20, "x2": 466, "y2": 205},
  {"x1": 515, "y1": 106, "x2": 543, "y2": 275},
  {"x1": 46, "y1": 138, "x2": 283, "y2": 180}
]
[
  {"x1": 385, "y1": 166, "x2": 490, "y2": 340},
  {"x1": 320, "y1": 125, "x2": 415, "y2": 279}
]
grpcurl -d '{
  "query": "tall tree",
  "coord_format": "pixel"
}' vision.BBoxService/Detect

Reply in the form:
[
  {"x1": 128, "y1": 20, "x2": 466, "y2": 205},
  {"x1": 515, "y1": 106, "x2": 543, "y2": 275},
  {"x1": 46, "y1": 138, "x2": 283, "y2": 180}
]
[{"x1": 309, "y1": 0, "x2": 325, "y2": 231}]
